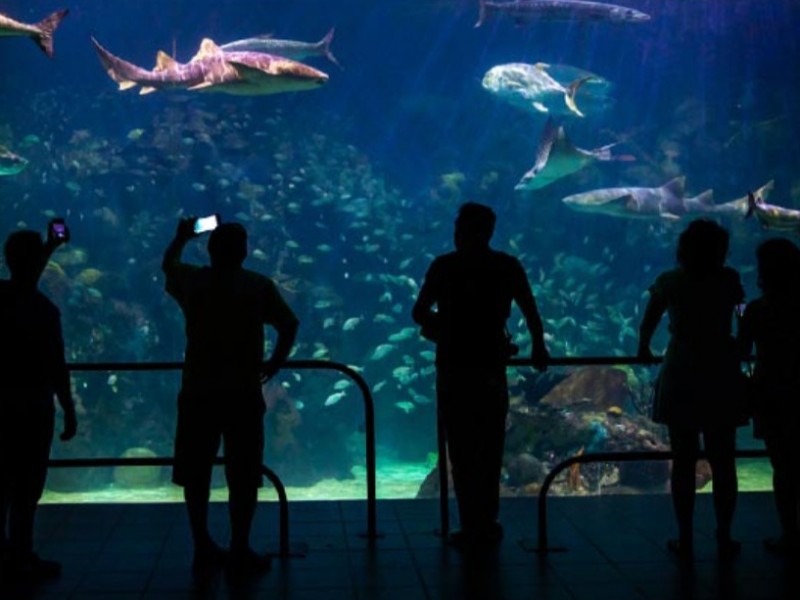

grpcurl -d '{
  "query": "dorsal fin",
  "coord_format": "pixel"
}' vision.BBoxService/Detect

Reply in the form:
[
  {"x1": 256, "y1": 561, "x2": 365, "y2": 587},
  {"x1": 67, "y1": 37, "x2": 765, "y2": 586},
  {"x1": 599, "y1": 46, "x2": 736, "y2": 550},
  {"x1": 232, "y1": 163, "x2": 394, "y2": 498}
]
[
  {"x1": 661, "y1": 176, "x2": 686, "y2": 197},
  {"x1": 191, "y1": 38, "x2": 223, "y2": 62},
  {"x1": 154, "y1": 51, "x2": 178, "y2": 71},
  {"x1": 533, "y1": 62, "x2": 551, "y2": 72}
]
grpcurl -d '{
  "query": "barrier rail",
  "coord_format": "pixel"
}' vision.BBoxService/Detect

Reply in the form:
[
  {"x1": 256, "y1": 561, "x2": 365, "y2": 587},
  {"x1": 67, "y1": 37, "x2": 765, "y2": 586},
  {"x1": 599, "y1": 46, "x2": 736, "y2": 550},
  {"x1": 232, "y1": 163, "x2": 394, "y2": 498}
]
[
  {"x1": 48, "y1": 457, "x2": 297, "y2": 557},
  {"x1": 65, "y1": 359, "x2": 378, "y2": 542},
  {"x1": 533, "y1": 448, "x2": 769, "y2": 552}
]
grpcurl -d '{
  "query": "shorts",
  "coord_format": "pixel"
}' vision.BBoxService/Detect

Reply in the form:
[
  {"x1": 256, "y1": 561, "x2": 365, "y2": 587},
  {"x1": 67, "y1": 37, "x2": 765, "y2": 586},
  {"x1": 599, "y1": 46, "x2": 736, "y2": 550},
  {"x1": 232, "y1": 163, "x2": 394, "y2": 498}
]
[{"x1": 172, "y1": 392, "x2": 265, "y2": 490}]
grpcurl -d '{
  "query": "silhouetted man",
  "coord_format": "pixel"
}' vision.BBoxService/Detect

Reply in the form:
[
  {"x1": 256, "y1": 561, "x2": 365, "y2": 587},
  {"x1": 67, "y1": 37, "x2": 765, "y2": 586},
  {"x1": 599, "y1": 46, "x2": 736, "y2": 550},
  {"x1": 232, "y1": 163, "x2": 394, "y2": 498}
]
[
  {"x1": 1, "y1": 223, "x2": 76, "y2": 580},
  {"x1": 412, "y1": 202, "x2": 549, "y2": 547},
  {"x1": 163, "y1": 219, "x2": 298, "y2": 572}
]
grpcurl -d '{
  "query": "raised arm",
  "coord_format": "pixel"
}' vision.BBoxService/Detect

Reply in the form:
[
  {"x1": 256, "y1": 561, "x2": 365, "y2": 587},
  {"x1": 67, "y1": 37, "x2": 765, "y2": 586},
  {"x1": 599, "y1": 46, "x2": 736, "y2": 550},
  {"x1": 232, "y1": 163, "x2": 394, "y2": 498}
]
[{"x1": 162, "y1": 218, "x2": 196, "y2": 274}]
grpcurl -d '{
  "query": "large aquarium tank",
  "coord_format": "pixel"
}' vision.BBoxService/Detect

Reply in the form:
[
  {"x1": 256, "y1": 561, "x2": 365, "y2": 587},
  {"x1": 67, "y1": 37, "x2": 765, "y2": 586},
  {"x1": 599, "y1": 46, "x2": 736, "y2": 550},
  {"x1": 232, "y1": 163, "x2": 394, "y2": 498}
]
[{"x1": 1, "y1": 0, "x2": 798, "y2": 503}]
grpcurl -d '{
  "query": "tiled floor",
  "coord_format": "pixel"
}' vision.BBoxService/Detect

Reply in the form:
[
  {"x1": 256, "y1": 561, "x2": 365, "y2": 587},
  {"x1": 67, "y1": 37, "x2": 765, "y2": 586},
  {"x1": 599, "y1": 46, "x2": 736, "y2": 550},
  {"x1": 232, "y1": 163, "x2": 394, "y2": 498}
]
[{"x1": 2, "y1": 492, "x2": 798, "y2": 599}]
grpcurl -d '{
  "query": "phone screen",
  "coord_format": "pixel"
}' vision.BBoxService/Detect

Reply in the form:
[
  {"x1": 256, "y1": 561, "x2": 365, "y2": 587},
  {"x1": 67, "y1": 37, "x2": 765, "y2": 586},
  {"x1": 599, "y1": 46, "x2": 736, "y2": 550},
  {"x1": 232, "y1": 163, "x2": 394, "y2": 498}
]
[
  {"x1": 735, "y1": 303, "x2": 746, "y2": 318},
  {"x1": 194, "y1": 215, "x2": 219, "y2": 234},
  {"x1": 50, "y1": 220, "x2": 68, "y2": 239}
]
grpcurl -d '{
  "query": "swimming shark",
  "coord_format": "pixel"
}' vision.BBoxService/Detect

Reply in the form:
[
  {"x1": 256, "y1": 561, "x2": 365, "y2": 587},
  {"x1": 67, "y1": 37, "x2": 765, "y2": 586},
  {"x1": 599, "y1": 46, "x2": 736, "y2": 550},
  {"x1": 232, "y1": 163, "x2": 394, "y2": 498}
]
[
  {"x1": 92, "y1": 37, "x2": 328, "y2": 96},
  {"x1": 475, "y1": 0, "x2": 651, "y2": 28},
  {"x1": 515, "y1": 118, "x2": 632, "y2": 191},
  {"x1": 482, "y1": 62, "x2": 604, "y2": 117},
  {"x1": 0, "y1": 8, "x2": 68, "y2": 58},
  {"x1": 562, "y1": 177, "x2": 714, "y2": 220},
  {"x1": 745, "y1": 185, "x2": 800, "y2": 232},
  {"x1": 221, "y1": 28, "x2": 340, "y2": 68},
  {"x1": 0, "y1": 146, "x2": 28, "y2": 176}
]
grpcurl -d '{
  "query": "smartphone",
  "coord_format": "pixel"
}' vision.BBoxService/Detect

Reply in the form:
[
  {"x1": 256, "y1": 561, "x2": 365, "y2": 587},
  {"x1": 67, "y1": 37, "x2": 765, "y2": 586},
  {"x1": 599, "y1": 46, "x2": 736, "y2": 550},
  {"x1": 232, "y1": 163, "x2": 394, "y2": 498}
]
[
  {"x1": 193, "y1": 214, "x2": 220, "y2": 234},
  {"x1": 735, "y1": 303, "x2": 746, "y2": 318},
  {"x1": 49, "y1": 218, "x2": 69, "y2": 241}
]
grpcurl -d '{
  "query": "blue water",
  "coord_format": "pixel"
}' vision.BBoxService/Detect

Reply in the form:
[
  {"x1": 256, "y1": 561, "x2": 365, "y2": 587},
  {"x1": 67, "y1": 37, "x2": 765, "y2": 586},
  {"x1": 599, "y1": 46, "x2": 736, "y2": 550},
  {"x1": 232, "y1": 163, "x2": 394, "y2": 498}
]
[{"x1": 1, "y1": 0, "x2": 798, "y2": 497}]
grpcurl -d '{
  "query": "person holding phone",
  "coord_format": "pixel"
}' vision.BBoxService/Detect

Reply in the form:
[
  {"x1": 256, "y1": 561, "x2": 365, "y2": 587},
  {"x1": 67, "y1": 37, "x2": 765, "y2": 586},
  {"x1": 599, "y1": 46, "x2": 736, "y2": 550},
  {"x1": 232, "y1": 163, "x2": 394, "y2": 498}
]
[
  {"x1": 1, "y1": 219, "x2": 76, "y2": 580},
  {"x1": 162, "y1": 216, "x2": 298, "y2": 574}
]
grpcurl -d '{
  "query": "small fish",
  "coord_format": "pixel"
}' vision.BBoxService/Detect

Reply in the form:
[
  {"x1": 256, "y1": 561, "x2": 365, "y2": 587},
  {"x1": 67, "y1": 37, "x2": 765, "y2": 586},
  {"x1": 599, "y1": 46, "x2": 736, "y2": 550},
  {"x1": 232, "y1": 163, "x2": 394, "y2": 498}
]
[
  {"x1": 475, "y1": 0, "x2": 650, "y2": 28},
  {"x1": 324, "y1": 391, "x2": 346, "y2": 407},
  {"x1": 0, "y1": 9, "x2": 68, "y2": 58},
  {"x1": 370, "y1": 344, "x2": 396, "y2": 361},
  {"x1": 388, "y1": 327, "x2": 417, "y2": 343},
  {"x1": 221, "y1": 28, "x2": 340, "y2": 68},
  {"x1": 0, "y1": 146, "x2": 28, "y2": 176},
  {"x1": 333, "y1": 379, "x2": 352, "y2": 391},
  {"x1": 342, "y1": 317, "x2": 363, "y2": 331},
  {"x1": 394, "y1": 401, "x2": 416, "y2": 414},
  {"x1": 373, "y1": 380, "x2": 388, "y2": 393}
]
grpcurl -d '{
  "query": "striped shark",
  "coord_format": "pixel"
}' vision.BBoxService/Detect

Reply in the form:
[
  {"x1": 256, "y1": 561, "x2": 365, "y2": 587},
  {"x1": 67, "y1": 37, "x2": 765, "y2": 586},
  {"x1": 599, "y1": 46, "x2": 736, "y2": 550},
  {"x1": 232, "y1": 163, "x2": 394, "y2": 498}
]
[
  {"x1": 745, "y1": 185, "x2": 800, "y2": 233},
  {"x1": 221, "y1": 28, "x2": 340, "y2": 68},
  {"x1": 92, "y1": 37, "x2": 328, "y2": 96},
  {"x1": 475, "y1": 0, "x2": 650, "y2": 28},
  {"x1": 515, "y1": 118, "x2": 632, "y2": 191},
  {"x1": 0, "y1": 146, "x2": 28, "y2": 176},
  {"x1": 0, "y1": 8, "x2": 68, "y2": 58}
]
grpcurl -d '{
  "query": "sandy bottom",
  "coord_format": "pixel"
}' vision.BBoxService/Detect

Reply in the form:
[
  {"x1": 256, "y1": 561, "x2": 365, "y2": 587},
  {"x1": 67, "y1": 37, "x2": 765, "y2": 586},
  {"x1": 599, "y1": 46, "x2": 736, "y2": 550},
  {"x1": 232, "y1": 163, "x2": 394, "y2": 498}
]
[{"x1": 39, "y1": 459, "x2": 773, "y2": 505}]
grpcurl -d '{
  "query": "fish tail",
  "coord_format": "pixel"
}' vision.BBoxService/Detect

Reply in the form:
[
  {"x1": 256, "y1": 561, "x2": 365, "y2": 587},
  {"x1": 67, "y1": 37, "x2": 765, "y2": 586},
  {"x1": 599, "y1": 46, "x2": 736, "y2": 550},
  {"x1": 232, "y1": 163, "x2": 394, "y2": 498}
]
[
  {"x1": 753, "y1": 179, "x2": 774, "y2": 202},
  {"x1": 33, "y1": 9, "x2": 68, "y2": 58},
  {"x1": 475, "y1": 0, "x2": 488, "y2": 28},
  {"x1": 318, "y1": 27, "x2": 342, "y2": 69},
  {"x1": 564, "y1": 76, "x2": 594, "y2": 118},
  {"x1": 745, "y1": 192, "x2": 757, "y2": 219},
  {"x1": 91, "y1": 37, "x2": 148, "y2": 91}
]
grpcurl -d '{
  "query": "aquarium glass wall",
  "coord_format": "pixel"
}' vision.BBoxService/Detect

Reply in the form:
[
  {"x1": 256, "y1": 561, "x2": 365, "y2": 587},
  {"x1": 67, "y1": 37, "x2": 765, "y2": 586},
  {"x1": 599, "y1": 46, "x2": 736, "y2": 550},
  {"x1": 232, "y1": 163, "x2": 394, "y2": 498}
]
[{"x1": 1, "y1": 1, "x2": 797, "y2": 502}]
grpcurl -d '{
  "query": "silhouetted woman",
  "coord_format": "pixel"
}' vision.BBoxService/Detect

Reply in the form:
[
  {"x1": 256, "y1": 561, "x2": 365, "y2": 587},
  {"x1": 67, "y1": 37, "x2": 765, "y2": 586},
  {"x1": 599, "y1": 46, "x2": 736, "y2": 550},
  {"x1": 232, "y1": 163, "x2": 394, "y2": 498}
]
[
  {"x1": 638, "y1": 219, "x2": 745, "y2": 558},
  {"x1": 738, "y1": 237, "x2": 800, "y2": 553}
]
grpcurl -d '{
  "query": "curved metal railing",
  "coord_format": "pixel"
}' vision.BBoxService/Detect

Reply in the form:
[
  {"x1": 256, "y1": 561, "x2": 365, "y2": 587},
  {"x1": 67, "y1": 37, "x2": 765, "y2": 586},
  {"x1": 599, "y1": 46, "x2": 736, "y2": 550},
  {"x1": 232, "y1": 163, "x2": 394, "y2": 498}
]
[{"x1": 64, "y1": 359, "x2": 378, "y2": 543}]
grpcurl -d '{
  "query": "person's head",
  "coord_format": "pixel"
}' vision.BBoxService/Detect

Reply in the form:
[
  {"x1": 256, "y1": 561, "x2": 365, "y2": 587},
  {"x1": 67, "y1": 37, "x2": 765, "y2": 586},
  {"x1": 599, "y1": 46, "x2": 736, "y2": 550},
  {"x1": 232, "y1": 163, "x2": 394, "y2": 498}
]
[
  {"x1": 454, "y1": 202, "x2": 496, "y2": 251},
  {"x1": 676, "y1": 219, "x2": 729, "y2": 275},
  {"x1": 4, "y1": 230, "x2": 46, "y2": 287},
  {"x1": 756, "y1": 237, "x2": 800, "y2": 295},
  {"x1": 208, "y1": 223, "x2": 247, "y2": 270}
]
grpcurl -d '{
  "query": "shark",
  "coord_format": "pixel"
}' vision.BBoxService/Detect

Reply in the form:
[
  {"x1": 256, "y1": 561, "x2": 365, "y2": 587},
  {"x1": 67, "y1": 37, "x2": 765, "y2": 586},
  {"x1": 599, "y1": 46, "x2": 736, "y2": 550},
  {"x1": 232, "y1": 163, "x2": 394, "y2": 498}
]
[
  {"x1": 0, "y1": 8, "x2": 68, "y2": 58},
  {"x1": 220, "y1": 28, "x2": 340, "y2": 68},
  {"x1": 92, "y1": 37, "x2": 329, "y2": 96},
  {"x1": 563, "y1": 178, "x2": 775, "y2": 221},
  {"x1": 482, "y1": 62, "x2": 609, "y2": 118},
  {"x1": 745, "y1": 186, "x2": 800, "y2": 233},
  {"x1": 515, "y1": 118, "x2": 632, "y2": 191},
  {"x1": 475, "y1": 0, "x2": 651, "y2": 28},
  {"x1": 0, "y1": 146, "x2": 28, "y2": 176}
]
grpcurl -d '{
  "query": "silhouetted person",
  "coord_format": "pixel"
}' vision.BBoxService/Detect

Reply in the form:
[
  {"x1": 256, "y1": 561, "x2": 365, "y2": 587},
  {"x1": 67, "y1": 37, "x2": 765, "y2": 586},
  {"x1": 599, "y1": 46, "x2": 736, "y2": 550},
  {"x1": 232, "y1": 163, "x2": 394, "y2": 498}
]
[
  {"x1": 738, "y1": 236, "x2": 800, "y2": 554},
  {"x1": 412, "y1": 202, "x2": 549, "y2": 547},
  {"x1": 162, "y1": 219, "x2": 298, "y2": 573},
  {"x1": 0, "y1": 223, "x2": 76, "y2": 581},
  {"x1": 638, "y1": 219, "x2": 745, "y2": 559}
]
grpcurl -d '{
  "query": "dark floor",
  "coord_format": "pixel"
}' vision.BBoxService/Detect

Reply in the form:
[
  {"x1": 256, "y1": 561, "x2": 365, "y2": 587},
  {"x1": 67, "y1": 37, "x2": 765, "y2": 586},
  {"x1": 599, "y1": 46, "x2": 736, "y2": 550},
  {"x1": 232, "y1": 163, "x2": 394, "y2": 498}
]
[{"x1": 2, "y1": 492, "x2": 798, "y2": 599}]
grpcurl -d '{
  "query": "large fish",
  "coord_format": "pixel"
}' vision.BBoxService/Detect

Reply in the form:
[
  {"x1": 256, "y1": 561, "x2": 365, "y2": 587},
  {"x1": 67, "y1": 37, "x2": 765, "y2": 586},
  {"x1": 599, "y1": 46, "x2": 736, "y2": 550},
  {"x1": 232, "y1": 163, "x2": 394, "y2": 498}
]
[
  {"x1": 562, "y1": 177, "x2": 714, "y2": 220},
  {"x1": 515, "y1": 118, "x2": 630, "y2": 191},
  {"x1": 0, "y1": 146, "x2": 28, "y2": 176},
  {"x1": 221, "y1": 28, "x2": 340, "y2": 68},
  {"x1": 482, "y1": 62, "x2": 608, "y2": 118},
  {"x1": 0, "y1": 8, "x2": 68, "y2": 58},
  {"x1": 744, "y1": 185, "x2": 800, "y2": 232},
  {"x1": 92, "y1": 37, "x2": 328, "y2": 96},
  {"x1": 475, "y1": 0, "x2": 650, "y2": 27}
]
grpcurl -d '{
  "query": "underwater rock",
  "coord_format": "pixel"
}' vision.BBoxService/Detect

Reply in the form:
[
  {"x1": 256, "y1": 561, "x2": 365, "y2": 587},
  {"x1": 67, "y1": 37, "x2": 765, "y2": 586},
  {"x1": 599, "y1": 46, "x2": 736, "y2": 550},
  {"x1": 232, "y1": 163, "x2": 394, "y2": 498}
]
[
  {"x1": 540, "y1": 366, "x2": 633, "y2": 412},
  {"x1": 112, "y1": 447, "x2": 163, "y2": 489},
  {"x1": 505, "y1": 452, "x2": 547, "y2": 486}
]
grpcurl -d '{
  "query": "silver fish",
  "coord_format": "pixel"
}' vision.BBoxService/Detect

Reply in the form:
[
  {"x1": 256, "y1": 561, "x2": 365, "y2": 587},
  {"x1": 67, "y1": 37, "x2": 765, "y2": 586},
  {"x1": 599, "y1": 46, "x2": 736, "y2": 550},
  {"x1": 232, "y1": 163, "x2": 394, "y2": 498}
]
[
  {"x1": 92, "y1": 37, "x2": 328, "y2": 96},
  {"x1": 221, "y1": 28, "x2": 340, "y2": 68},
  {"x1": 482, "y1": 62, "x2": 608, "y2": 118},
  {"x1": 0, "y1": 146, "x2": 29, "y2": 176},
  {"x1": 0, "y1": 9, "x2": 67, "y2": 58},
  {"x1": 516, "y1": 118, "x2": 627, "y2": 191},
  {"x1": 475, "y1": 0, "x2": 650, "y2": 28}
]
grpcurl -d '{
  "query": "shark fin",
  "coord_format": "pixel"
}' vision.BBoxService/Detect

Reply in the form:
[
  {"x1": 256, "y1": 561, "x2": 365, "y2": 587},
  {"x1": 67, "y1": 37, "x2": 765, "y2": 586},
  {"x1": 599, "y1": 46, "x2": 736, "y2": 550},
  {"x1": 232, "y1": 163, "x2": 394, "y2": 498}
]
[
  {"x1": 693, "y1": 189, "x2": 714, "y2": 206},
  {"x1": 226, "y1": 61, "x2": 272, "y2": 82},
  {"x1": 138, "y1": 86, "x2": 157, "y2": 95},
  {"x1": 33, "y1": 9, "x2": 68, "y2": 58},
  {"x1": 661, "y1": 176, "x2": 686, "y2": 198},
  {"x1": 621, "y1": 194, "x2": 638, "y2": 211},
  {"x1": 118, "y1": 81, "x2": 137, "y2": 91},
  {"x1": 191, "y1": 38, "x2": 223, "y2": 62},
  {"x1": 753, "y1": 180, "x2": 775, "y2": 202},
  {"x1": 154, "y1": 51, "x2": 178, "y2": 72},
  {"x1": 533, "y1": 62, "x2": 551, "y2": 71},
  {"x1": 317, "y1": 28, "x2": 341, "y2": 69},
  {"x1": 187, "y1": 81, "x2": 215, "y2": 91},
  {"x1": 533, "y1": 102, "x2": 548, "y2": 113}
]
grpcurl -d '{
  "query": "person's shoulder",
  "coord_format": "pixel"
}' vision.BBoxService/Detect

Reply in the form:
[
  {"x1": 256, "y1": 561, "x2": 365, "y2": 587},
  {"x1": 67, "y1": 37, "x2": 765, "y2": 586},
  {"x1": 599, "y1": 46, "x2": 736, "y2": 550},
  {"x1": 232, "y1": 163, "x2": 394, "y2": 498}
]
[
  {"x1": 721, "y1": 266, "x2": 742, "y2": 283},
  {"x1": 240, "y1": 268, "x2": 278, "y2": 291}
]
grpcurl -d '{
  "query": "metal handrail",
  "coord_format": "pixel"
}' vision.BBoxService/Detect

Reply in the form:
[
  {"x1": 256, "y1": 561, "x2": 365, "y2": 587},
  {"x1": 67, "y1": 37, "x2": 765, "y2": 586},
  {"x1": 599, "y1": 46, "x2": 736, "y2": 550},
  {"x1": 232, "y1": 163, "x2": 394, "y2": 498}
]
[
  {"x1": 48, "y1": 457, "x2": 291, "y2": 556},
  {"x1": 534, "y1": 448, "x2": 769, "y2": 551},
  {"x1": 66, "y1": 359, "x2": 378, "y2": 541}
]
